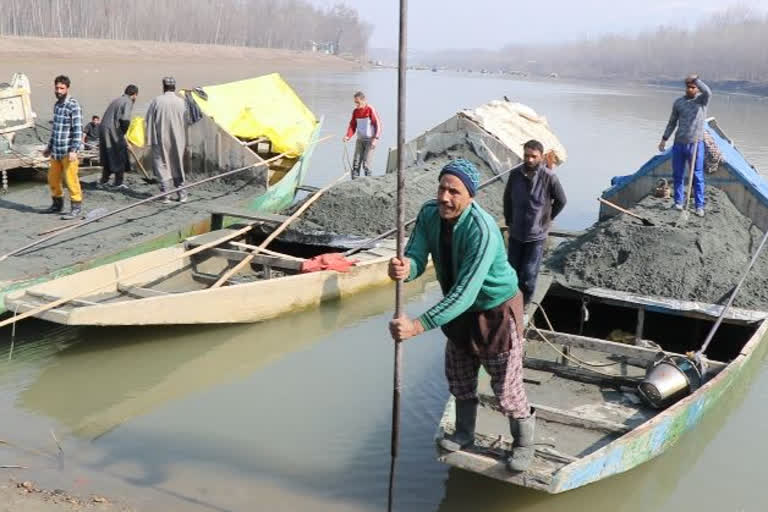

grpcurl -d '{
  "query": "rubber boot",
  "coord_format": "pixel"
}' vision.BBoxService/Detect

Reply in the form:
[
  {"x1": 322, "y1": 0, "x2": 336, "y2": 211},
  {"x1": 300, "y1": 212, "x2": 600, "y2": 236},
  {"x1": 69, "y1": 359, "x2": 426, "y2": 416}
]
[
  {"x1": 438, "y1": 398, "x2": 477, "y2": 452},
  {"x1": 507, "y1": 409, "x2": 536, "y2": 472},
  {"x1": 60, "y1": 202, "x2": 83, "y2": 220},
  {"x1": 42, "y1": 197, "x2": 64, "y2": 214}
]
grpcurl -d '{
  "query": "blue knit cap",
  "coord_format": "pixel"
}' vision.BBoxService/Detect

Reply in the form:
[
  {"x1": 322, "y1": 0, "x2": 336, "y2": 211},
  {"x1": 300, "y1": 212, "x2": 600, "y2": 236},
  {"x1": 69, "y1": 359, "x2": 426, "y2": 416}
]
[{"x1": 439, "y1": 158, "x2": 480, "y2": 196}]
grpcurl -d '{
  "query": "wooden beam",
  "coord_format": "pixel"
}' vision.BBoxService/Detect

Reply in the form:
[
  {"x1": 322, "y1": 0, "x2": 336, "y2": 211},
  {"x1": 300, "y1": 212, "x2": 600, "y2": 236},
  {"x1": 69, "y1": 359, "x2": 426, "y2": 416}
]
[
  {"x1": 477, "y1": 394, "x2": 631, "y2": 435},
  {"x1": 116, "y1": 284, "x2": 170, "y2": 299},
  {"x1": 25, "y1": 290, "x2": 99, "y2": 308},
  {"x1": 528, "y1": 329, "x2": 727, "y2": 370},
  {"x1": 194, "y1": 247, "x2": 303, "y2": 272},
  {"x1": 524, "y1": 357, "x2": 642, "y2": 388}
]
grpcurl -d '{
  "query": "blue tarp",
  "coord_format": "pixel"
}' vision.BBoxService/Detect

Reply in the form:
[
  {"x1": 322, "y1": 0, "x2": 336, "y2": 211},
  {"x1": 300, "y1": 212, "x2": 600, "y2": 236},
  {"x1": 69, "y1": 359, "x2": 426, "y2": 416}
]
[{"x1": 604, "y1": 123, "x2": 768, "y2": 207}]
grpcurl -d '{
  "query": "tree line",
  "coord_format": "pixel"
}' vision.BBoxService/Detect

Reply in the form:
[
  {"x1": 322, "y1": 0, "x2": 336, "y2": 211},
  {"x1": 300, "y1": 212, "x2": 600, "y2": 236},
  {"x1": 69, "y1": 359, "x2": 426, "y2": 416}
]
[
  {"x1": 0, "y1": 0, "x2": 372, "y2": 56},
  {"x1": 426, "y1": 6, "x2": 768, "y2": 83}
]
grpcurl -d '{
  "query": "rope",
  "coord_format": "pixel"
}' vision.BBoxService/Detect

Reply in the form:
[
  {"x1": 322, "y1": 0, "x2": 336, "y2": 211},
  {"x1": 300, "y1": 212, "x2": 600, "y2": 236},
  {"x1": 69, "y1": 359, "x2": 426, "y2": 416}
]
[{"x1": 528, "y1": 302, "x2": 629, "y2": 376}]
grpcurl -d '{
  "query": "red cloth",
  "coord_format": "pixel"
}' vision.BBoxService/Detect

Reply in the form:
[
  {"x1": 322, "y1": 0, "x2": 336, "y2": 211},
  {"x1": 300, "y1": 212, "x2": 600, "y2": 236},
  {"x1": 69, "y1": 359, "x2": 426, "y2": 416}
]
[
  {"x1": 301, "y1": 253, "x2": 358, "y2": 273},
  {"x1": 345, "y1": 104, "x2": 382, "y2": 139}
]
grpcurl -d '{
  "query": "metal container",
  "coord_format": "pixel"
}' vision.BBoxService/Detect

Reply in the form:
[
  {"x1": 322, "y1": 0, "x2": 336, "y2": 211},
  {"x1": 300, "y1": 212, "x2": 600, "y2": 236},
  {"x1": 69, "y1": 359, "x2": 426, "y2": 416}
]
[{"x1": 638, "y1": 355, "x2": 702, "y2": 409}]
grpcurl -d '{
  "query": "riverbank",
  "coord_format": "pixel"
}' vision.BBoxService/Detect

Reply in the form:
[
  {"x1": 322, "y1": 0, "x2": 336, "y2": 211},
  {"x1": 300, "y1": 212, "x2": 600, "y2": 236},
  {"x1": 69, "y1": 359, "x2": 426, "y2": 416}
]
[
  {"x1": 0, "y1": 36, "x2": 362, "y2": 71},
  {"x1": 0, "y1": 479, "x2": 133, "y2": 511}
]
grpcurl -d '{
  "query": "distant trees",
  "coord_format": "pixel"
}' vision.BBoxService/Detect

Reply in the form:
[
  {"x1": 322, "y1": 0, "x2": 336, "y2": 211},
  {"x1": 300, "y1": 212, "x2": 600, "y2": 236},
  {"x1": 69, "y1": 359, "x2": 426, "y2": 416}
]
[
  {"x1": 426, "y1": 6, "x2": 768, "y2": 82},
  {"x1": 0, "y1": 0, "x2": 372, "y2": 56}
]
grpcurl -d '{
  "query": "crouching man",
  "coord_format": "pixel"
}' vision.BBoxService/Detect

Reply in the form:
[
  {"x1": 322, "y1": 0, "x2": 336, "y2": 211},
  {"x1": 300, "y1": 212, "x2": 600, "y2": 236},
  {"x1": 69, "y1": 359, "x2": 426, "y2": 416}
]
[{"x1": 388, "y1": 158, "x2": 536, "y2": 472}]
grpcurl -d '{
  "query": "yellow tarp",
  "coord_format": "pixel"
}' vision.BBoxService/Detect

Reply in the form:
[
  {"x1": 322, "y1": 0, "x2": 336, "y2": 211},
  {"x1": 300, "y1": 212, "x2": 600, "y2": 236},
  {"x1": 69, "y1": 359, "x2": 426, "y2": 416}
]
[
  {"x1": 126, "y1": 116, "x2": 145, "y2": 147},
  {"x1": 192, "y1": 73, "x2": 317, "y2": 157}
]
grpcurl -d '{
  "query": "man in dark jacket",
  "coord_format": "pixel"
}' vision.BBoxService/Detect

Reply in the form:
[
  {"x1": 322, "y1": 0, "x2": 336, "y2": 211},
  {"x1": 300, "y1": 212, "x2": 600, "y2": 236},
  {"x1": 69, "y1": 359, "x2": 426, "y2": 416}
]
[
  {"x1": 503, "y1": 139, "x2": 567, "y2": 305},
  {"x1": 99, "y1": 84, "x2": 138, "y2": 189}
]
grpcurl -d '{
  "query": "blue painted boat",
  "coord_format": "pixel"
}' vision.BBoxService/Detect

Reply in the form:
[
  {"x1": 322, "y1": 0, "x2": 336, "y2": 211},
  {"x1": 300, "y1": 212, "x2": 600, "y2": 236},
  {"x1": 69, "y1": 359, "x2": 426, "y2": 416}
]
[{"x1": 435, "y1": 119, "x2": 768, "y2": 492}]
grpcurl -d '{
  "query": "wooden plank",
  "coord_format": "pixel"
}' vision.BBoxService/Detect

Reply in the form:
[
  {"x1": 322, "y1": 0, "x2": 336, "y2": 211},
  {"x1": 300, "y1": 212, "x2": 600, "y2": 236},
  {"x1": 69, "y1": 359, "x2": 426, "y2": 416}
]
[
  {"x1": 206, "y1": 209, "x2": 294, "y2": 226},
  {"x1": 477, "y1": 395, "x2": 631, "y2": 434},
  {"x1": 524, "y1": 357, "x2": 642, "y2": 388},
  {"x1": 528, "y1": 329, "x2": 727, "y2": 370},
  {"x1": 116, "y1": 284, "x2": 170, "y2": 299},
  {"x1": 194, "y1": 247, "x2": 303, "y2": 271},
  {"x1": 525, "y1": 273, "x2": 553, "y2": 319},
  {"x1": 25, "y1": 290, "x2": 99, "y2": 307}
]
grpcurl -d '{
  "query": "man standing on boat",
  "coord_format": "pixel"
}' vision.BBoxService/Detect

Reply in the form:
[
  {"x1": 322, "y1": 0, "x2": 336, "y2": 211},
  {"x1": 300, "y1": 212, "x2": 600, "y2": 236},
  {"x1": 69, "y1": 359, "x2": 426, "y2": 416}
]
[
  {"x1": 146, "y1": 77, "x2": 188, "y2": 203},
  {"x1": 658, "y1": 75, "x2": 711, "y2": 217},
  {"x1": 343, "y1": 91, "x2": 381, "y2": 179},
  {"x1": 98, "y1": 84, "x2": 138, "y2": 190},
  {"x1": 42, "y1": 75, "x2": 84, "y2": 220},
  {"x1": 388, "y1": 159, "x2": 536, "y2": 473},
  {"x1": 503, "y1": 139, "x2": 567, "y2": 306}
]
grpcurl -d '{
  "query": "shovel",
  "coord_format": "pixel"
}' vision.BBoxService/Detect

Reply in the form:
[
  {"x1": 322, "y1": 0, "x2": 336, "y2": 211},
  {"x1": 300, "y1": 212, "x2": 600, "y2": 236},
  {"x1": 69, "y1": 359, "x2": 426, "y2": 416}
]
[
  {"x1": 598, "y1": 197, "x2": 656, "y2": 226},
  {"x1": 676, "y1": 139, "x2": 700, "y2": 227},
  {"x1": 126, "y1": 142, "x2": 158, "y2": 184}
]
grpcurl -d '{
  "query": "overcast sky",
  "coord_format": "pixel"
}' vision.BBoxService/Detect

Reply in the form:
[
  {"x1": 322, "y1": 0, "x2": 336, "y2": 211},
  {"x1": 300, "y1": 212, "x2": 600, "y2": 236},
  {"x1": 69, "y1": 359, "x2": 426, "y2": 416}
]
[{"x1": 312, "y1": 0, "x2": 767, "y2": 50}]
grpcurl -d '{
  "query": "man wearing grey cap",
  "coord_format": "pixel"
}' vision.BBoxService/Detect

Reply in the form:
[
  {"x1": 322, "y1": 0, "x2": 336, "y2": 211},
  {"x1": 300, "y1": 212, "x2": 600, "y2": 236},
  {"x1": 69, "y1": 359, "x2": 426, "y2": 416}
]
[{"x1": 145, "y1": 77, "x2": 188, "y2": 203}]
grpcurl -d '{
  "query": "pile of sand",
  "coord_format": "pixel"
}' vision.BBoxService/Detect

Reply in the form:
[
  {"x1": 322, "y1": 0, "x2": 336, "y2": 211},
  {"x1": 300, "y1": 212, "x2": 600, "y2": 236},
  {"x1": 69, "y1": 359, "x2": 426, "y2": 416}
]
[
  {"x1": 292, "y1": 143, "x2": 507, "y2": 237},
  {"x1": 548, "y1": 187, "x2": 768, "y2": 311}
]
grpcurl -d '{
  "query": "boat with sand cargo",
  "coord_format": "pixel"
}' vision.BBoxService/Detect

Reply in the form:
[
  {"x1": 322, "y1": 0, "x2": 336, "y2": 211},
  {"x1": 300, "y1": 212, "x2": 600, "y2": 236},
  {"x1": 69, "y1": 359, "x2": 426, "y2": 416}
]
[
  {"x1": 4, "y1": 100, "x2": 566, "y2": 326},
  {"x1": 435, "y1": 119, "x2": 768, "y2": 492},
  {"x1": 0, "y1": 73, "x2": 321, "y2": 315}
]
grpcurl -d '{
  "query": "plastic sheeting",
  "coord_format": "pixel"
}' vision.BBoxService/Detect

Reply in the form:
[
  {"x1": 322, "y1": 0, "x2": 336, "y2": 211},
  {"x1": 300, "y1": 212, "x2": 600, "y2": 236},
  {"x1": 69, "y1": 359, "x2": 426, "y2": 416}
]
[
  {"x1": 126, "y1": 116, "x2": 145, "y2": 147},
  {"x1": 191, "y1": 73, "x2": 317, "y2": 157},
  {"x1": 461, "y1": 100, "x2": 568, "y2": 166}
]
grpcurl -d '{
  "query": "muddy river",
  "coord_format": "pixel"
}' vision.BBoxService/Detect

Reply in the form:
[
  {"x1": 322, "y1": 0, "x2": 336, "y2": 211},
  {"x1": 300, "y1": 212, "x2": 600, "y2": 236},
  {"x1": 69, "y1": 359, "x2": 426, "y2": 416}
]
[{"x1": 2, "y1": 60, "x2": 768, "y2": 511}]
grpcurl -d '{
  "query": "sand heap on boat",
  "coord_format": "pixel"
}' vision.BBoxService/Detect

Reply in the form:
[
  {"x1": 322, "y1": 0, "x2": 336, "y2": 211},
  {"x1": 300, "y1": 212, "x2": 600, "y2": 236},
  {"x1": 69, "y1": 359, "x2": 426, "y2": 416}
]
[
  {"x1": 548, "y1": 186, "x2": 768, "y2": 311},
  {"x1": 293, "y1": 142, "x2": 506, "y2": 237}
]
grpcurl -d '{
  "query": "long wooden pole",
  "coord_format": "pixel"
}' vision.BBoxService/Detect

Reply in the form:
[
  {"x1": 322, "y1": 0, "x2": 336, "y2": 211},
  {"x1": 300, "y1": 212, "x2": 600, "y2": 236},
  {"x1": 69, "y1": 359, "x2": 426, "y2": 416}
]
[
  {"x1": 388, "y1": 2, "x2": 407, "y2": 511},
  {"x1": 210, "y1": 171, "x2": 347, "y2": 288},
  {"x1": 0, "y1": 135, "x2": 332, "y2": 263},
  {"x1": 0, "y1": 223, "x2": 260, "y2": 330}
]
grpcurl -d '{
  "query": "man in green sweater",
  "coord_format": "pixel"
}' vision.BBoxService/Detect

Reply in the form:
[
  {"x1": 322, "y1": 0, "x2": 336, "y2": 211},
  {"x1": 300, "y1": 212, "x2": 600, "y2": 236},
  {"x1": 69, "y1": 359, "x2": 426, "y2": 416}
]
[{"x1": 388, "y1": 159, "x2": 535, "y2": 472}]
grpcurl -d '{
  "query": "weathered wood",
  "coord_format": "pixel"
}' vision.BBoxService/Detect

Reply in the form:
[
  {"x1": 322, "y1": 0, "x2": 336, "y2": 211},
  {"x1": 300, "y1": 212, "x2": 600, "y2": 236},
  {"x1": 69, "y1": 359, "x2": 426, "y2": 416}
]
[
  {"x1": 524, "y1": 356, "x2": 642, "y2": 388},
  {"x1": 116, "y1": 284, "x2": 170, "y2": 299},
  {"x1": 208, "y1": 209, "x2": 294, "y2": 231},
  {"x1": 477, "y1": 395, "x2": 631, "y2": 434},
  {"x1": 528, "y1": 329, "x2": 727, "y2": 370},
  {"x1": 25, "y1": 290, "x2": 98, "y2": 307},
  {"x1": 635, "y1": 307, "x2": 645, "y2": 345},
  {"x1": 194, "y1": 247, "x2": 303, "y2": 271},
  {"x1": 228, "y1": 241, "x2": 305, "y2": 262}
]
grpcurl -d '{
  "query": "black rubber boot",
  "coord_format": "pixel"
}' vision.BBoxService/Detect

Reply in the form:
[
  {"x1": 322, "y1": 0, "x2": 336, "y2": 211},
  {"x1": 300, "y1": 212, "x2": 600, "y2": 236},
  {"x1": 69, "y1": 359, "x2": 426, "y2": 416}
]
[
  {"x1": 60, "y1": 202, "x2": 83, "y2": 220},
  {"x1": 438, "y1": 398, "x2": 478, "y2": 452},
  {"x1": 42, "y1": 197, "x2": 64, "y2": 214},
  {"x1": 507, "y1": 409, "x2": 536, "y2": 472}
]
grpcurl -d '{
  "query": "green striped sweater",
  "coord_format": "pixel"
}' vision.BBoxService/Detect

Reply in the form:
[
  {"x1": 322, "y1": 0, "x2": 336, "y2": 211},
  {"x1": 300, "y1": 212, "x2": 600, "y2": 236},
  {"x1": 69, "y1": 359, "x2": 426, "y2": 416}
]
[{"x1": 405, "y1": 200, "x2": 519, "y2": 330}]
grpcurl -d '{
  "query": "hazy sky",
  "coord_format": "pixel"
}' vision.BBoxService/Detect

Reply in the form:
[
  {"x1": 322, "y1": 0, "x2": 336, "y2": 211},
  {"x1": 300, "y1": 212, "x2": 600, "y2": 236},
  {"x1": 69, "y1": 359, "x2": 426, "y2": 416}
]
[{"x1": 313, "y1": 0, "x2": 767, "y2": 50}]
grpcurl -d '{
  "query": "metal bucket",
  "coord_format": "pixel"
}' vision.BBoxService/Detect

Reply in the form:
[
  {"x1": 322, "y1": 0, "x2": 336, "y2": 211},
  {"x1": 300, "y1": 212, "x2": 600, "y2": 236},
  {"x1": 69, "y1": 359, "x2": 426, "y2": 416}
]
[{"x1": 638, "y1": 355, "x2": 702, "y2": 409}]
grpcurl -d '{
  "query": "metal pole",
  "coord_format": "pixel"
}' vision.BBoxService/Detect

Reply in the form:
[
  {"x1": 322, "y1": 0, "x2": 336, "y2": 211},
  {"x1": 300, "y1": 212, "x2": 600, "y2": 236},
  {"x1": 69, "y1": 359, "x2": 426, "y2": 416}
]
[{"x1": 388, "y1": 1, "x2": 407, "y2": 510}]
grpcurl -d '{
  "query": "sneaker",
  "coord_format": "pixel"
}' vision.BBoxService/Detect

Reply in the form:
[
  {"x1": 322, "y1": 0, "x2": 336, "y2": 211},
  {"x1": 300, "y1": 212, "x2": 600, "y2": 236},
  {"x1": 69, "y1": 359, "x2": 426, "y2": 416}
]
[
  {"x1": 112, "y1": 183, "x2": 130, "y2": 192},
  {"x1": 161, "y1": 196, "x2": 173, "y2": 205},
  {"x1": 673, "y1": 203, "x2": 683, "y2": 211},
  {"x1": 695, "y1": 208, "x2": 704, "y2": 217}
]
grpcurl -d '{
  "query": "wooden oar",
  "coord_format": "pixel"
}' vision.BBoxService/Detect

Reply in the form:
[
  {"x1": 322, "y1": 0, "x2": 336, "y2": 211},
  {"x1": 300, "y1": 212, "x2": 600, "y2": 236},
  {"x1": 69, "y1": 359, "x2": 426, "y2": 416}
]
[
  {"x1": 0, "y1": 223, "x2": 260, "y2": 330},
  {"x1": 344, "y1": 166, "x2": 516, "y2": 257},
  {"x1": 210, "y1": 171, "x2": 348, "y2": 288},
  {"x1": 0, "y1": 134, "x2": 331, "y2": 263},
  {"x1": 388, "y1": 2, "x2": 407, "y2": 510},
  {"x1": 598, "y1": 197, "x2": 656, "y2": 227}
]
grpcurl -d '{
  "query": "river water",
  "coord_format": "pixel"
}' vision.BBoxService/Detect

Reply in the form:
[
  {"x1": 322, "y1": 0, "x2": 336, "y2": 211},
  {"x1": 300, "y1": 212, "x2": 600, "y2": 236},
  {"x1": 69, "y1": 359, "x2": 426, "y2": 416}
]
[{"x1": 2, "y1": 65, "x2": 768, "y2": 511}]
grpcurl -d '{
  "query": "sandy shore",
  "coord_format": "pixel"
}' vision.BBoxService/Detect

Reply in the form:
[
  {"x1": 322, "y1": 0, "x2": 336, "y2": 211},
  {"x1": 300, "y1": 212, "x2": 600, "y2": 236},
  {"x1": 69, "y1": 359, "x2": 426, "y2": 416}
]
[
  {"x1": 0, "y1": 479, "x2": 133, "y2": 512},
  {"x1": 0, "y1": 36, "x2": 362, "y2": 71}
]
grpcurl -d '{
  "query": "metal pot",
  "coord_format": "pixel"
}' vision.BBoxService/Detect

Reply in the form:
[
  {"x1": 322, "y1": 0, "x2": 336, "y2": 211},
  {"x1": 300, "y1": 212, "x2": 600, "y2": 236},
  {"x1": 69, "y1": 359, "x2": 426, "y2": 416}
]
[{"x1": 638, "y1": 354, "x2": 702, "y2": 409}]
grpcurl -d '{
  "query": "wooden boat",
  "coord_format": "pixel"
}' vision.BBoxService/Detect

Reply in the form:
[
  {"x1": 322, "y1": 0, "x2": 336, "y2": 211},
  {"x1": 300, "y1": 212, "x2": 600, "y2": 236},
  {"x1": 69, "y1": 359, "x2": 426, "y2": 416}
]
[
  {"x1": 4, "y1": 210, "x2": 399, "y2": 326},
  {"x1": 4, "y1": 99, "x2": 567, "y2": 323},
  {"x1": 0, "y1": 74, "x2": 321, "y2": 315},
  {"x1": 435, "y1": 119, "x2": 768, "y2": 492}
]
